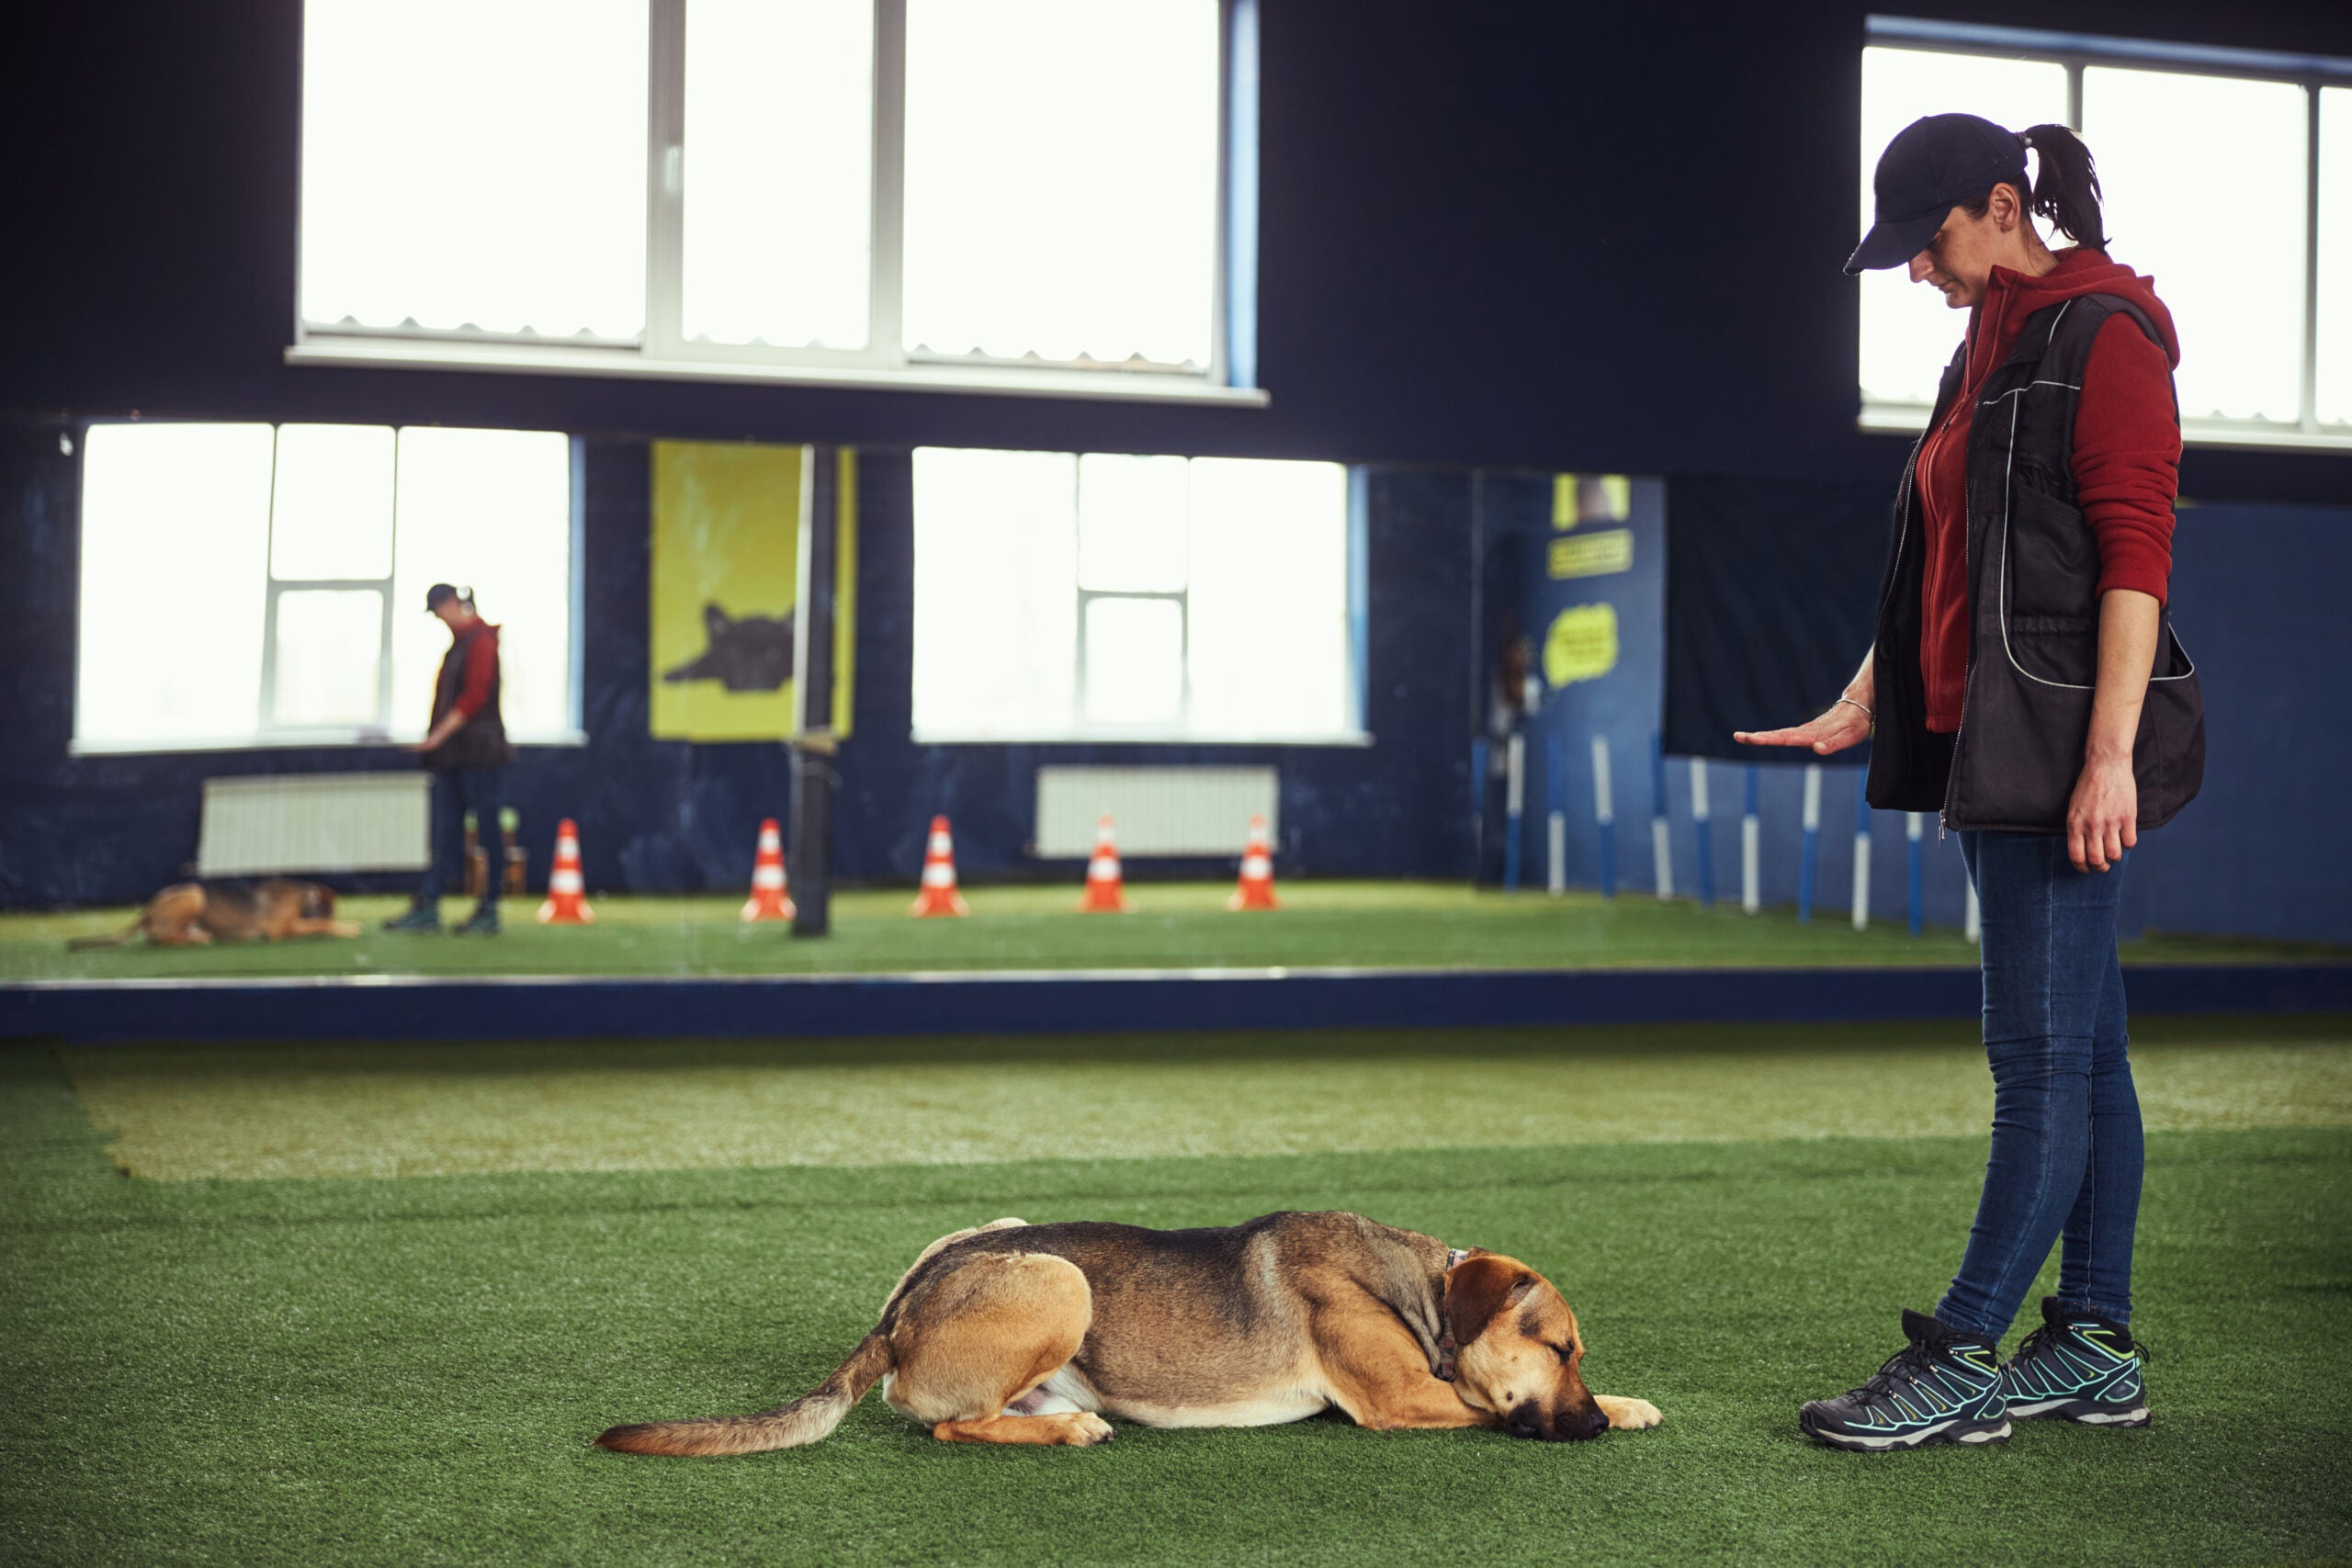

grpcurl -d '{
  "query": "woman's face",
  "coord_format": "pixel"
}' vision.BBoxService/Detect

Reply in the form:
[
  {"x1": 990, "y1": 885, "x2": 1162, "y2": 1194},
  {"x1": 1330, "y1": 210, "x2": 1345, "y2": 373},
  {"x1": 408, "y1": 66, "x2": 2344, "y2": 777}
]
[{"x1": 1905, "y1": 184, "x2": 2028, "y2": 310}]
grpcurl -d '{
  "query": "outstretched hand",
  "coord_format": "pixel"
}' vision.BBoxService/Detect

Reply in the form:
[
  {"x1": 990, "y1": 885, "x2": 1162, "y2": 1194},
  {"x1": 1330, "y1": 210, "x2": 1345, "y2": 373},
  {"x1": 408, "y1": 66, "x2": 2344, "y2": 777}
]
[{"x1": 1734, "y1": 703, "x2": 1871, "y2": 756}]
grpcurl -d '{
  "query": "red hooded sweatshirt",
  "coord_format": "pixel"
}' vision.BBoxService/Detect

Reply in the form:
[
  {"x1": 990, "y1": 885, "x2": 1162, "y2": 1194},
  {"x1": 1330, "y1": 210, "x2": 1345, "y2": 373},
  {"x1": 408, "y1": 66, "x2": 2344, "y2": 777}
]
[{"x1": 1913, "y1": 248, "x2": 2181, "y2": 732}]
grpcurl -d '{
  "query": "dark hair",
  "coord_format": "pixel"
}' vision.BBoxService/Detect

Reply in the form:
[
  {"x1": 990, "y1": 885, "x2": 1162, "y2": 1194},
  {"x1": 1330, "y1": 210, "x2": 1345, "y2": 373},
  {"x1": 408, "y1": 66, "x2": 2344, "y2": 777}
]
[{"x1": 1963, "y1": 123, "x2": 2107, "y2": 251}]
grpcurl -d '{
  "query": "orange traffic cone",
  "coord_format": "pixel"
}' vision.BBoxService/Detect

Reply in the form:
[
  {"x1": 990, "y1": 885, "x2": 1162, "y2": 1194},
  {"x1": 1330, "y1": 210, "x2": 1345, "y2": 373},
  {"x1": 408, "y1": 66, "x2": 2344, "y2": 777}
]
[
  {"x1": 1078, "y1": 815, "x2": 1126, "y2": 913},
  {"x1": 910, "y1": 815, "x2": 969, "y2": 917},
  {"x1": 537, "y1": 818, "x2": 594, "y2": 925},
  {"x1": 741, "y1": 818, "x2": 795, "y2": 922},
  {"x1": 1228, "y1": 814, "x2": 1279, "y2": 911}
]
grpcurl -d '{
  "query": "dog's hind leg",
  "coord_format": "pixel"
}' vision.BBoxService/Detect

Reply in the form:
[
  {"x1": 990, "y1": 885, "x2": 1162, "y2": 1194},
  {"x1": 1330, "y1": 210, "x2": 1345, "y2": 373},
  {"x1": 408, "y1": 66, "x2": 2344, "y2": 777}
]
[
  {"x1": 144, "y1": 886, "x2": 211, "y2": 947},
  {"x1": 885, "y1": 1252, "x2": 1113, "y2": 1448}
]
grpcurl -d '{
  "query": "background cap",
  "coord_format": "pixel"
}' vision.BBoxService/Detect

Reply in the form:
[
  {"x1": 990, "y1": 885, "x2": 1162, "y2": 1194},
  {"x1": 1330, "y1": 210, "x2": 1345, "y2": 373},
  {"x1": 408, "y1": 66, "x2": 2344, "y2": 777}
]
[
  {"x1": 1847, "y1": 113, "x2": 2029, "y2": 275},
  {"x1": 424, "y1": 582, "x2": 461, "y2": 613}
]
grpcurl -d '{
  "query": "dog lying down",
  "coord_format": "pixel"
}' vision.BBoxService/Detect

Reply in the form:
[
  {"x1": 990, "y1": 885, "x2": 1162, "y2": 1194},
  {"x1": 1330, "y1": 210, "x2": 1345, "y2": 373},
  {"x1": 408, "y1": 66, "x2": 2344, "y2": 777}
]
[
  {"x1": 598, "y1": 1211, "x2": 1662, "y2": 1453},
  {"x1": 68, "y1": 878, "x2": 360, "y2": 949}
]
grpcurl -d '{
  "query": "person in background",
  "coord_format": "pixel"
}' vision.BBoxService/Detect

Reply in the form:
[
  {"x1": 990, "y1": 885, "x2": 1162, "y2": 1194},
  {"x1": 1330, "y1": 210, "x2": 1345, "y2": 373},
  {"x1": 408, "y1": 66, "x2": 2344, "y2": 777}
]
[{"x1": 385, "y1": 583, "x2": 515, "y2": 935}]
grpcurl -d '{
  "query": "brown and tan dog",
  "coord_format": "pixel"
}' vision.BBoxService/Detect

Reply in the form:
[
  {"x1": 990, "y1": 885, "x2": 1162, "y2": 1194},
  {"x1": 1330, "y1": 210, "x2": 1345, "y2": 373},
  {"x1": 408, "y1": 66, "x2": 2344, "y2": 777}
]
[
  {"x1": 597, "y1": 1211, "x2": 1661, "y2": 1455},
  {"x1": 68, "y1": 878, "x2": 360, "y2": 949}
]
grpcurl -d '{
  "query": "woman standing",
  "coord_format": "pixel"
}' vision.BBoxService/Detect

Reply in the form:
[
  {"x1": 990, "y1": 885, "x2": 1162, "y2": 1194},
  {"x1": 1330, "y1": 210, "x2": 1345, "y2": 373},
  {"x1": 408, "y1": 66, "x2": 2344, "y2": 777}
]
[{"x1": 1738, "y1": 112, "x2": 2203, "y2": 1450}]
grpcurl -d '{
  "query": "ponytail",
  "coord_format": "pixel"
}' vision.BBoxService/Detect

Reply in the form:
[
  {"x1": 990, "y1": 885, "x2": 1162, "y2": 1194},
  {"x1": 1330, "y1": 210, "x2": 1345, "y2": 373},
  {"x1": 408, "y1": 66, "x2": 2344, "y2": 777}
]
[{"x1": 2017, "y1": 124, "x2": 2107, "y2": 251}]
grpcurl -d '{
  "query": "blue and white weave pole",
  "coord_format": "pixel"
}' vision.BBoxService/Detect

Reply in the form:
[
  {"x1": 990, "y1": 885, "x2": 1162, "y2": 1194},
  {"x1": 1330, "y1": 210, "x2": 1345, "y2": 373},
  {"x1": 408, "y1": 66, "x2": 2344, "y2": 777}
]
[
  {"x1": 1966, "y1": 876, "x2": 1982, "y2": 943},
  {"x1": 1906, "y1": 812, "x2": 1926, "y2": 937},
  {"x1": 1546, "y1": 734, "x2": 1567, "y2": 897},
  {"x1": 1591, "y1": 734, "x2": 1617, "y2": 899},
  {"x1": 1741, "y1": 764, "x2": 1761, "y2": 914},
  {"x1": 1502, "y1": 733, "x2": 1525, "y2": 892},
  {"x1": 1850, "y1": 774, "x2": 1872, "y2": 932},
  {"x1": 1797, "y1": 763, "x2": 1822, "y2": 924},
  {"x1": 1649, "y1": 735, "x2": 1674, "y2": 901},
  {"x1": 1690, "y1": 757, "x2": 1715, "y2": 908}
]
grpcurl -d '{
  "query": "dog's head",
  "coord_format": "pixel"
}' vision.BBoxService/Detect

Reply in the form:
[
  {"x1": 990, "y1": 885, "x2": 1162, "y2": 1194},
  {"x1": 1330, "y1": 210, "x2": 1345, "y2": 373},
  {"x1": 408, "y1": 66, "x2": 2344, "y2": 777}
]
[
  {"x1": 300, "y1": 884, "x2": 337, "y2": 919},
  {"x1": 1442, "y1": 1250, "x2": 1609, "y2": 1441}
]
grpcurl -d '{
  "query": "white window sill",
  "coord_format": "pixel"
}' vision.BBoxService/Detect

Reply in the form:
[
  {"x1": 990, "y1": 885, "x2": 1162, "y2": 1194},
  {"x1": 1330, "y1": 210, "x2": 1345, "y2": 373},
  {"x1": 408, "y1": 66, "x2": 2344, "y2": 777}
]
[
  {"x1": 910, "y1": 729, "x2": 1374, "y2": 748},
  {"x1": 287, "y1": 336, "x2": 1272, "y2": 409},
  {"x1": 1860, "y1": 400, "x2": 2352, "y2": 453},
  {"x1": 69, "y1": 729, "x2": 589, "y2": 758}
]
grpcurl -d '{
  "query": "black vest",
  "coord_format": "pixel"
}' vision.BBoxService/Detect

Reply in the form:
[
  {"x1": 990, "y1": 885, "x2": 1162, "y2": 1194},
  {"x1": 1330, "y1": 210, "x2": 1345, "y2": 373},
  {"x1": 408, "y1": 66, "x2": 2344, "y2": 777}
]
[
  {"x1": 1865, "y1": 293, "x2": 2205, "y2": 832},
  {"x1": 428, "y1": 622, "x2": 514, "y2": 772}
]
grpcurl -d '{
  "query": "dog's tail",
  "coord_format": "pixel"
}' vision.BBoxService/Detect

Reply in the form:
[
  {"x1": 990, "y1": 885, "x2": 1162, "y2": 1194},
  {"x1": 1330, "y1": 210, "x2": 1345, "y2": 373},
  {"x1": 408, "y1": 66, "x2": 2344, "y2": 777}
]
[
  {"x1": 67, "y1": 919, "x2": 143, "y2": 951},
  {"x1": 595, "y1": 1331, "x2": 893, "y2": 1458}
]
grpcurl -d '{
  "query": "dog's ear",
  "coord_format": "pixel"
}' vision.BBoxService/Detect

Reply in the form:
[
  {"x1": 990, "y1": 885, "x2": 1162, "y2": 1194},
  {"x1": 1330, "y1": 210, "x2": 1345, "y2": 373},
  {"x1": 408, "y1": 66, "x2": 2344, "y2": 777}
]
[{"x1": 1445, "y1": 1253, "x2": 1538, "y2": 1347}]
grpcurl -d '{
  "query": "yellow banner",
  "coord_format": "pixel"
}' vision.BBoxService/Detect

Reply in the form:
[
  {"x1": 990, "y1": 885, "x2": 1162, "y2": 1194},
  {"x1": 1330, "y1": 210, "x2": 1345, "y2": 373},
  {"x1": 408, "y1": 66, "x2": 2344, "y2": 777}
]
[
  {"x1": 650, "y1": 441, "x2": 857, "y2": 742},
  {"x1": 650, "y1": 442, "x2": 803, "y2": 742}
]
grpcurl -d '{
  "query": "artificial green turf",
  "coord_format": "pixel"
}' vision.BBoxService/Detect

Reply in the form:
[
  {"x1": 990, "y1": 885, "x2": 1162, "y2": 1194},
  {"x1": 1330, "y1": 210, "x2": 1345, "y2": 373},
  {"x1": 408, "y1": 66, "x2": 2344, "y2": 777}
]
[
  {"x1": 6, "y1": 882, "x2": 2342, "y2": 982},
  {"x1": 5, "y1": 1040, "x2": 2349, "y2": 1566},
  {"x1": 63, "y1": 1017, "x2": 2352, "y2": 1182}
]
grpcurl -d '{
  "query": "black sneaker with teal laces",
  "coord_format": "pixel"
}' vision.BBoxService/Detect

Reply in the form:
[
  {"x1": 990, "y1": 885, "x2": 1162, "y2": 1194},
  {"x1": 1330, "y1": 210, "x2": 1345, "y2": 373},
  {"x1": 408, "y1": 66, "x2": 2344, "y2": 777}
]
[
  {"x1": 453, "y1": 904, "x2": 502, "y2": 936},
  {"x1": 2000, "y1": 1296, "x2": 2149, "y2": 1427},
  {"x1": 1799, "y1": 1309, "x2": 2011, "y2": 1451}
]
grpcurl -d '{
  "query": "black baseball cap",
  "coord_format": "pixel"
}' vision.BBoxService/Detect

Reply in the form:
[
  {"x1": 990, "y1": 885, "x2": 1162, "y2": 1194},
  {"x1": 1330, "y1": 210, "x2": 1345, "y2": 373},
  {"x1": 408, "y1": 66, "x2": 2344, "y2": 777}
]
[
  {"x1": 1847, "y1": 113, "x2": 2030, "y2": 275},
  {"x1": 424, "y1": 582, "x2": 462, "y2": 613}
]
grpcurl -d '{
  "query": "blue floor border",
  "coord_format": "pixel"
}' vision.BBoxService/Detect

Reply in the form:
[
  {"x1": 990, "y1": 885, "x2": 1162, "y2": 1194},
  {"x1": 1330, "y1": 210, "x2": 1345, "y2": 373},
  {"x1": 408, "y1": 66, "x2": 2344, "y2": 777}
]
[{"x1": 5, "y1": 964, "x2": 2346, "y2": 1045}]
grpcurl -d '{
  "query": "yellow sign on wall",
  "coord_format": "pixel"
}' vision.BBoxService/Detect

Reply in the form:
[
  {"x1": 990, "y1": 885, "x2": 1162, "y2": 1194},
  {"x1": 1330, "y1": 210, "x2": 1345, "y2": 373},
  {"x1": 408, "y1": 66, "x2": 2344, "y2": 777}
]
[
  {"x1": 1547, "y1": 527, "x2": 1634, "y2": 581},
  {"x1": 1544, "y1": 603, "x2": 1620, "y2": 687},
  {"x1": 1553, "y1": 473, "x2": 1634, "y2": 530},
  {"x1": 649, "y1": 442, "x2": 861, "y2": 743}
]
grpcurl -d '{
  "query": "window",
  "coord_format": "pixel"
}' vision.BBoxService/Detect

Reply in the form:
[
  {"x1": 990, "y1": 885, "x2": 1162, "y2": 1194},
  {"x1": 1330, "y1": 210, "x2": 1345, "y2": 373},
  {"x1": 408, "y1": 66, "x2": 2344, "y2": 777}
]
[
  {"x1": 1858, "y1": 20, "x2": 2352, "y2": 448},
  {"x1": 291, "y1": 0, "x2": 1258, "y2": 405},
  {"x1": 75, "y1": 423, "x2": 578, "y2": 752},
  {"x1": 910, "y1": 449, "x2": 1358, "y2": 742}
]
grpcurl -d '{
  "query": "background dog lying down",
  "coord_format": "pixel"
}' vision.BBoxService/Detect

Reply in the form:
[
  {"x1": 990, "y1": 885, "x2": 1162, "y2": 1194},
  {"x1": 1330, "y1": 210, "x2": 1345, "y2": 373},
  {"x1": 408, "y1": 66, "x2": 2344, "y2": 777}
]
[
  {"x1": 67, "y1": 878, "x2": 360, "y2": 949},
  {"x1": 598, "y1": 1211, "x2": 1663, "y2": 1454}
]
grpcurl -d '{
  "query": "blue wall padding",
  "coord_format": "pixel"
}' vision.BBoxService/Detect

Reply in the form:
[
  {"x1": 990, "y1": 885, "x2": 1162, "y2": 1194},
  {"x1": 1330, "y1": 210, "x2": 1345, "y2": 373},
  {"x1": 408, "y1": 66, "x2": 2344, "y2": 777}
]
[{"x1": 11, "y1": 963, "x2": 2347, "y2": 1046}]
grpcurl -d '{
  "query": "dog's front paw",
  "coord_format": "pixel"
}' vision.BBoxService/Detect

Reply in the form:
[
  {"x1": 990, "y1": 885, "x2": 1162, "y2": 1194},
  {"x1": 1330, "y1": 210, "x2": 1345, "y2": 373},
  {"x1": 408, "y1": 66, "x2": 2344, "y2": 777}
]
[
  {"x1": 1058, "y1": 1413, "x2": 1116, "y2": 1446},
  {"x1": 1597, "y1": 1395, "x2": 1662, "y2": 1430}
]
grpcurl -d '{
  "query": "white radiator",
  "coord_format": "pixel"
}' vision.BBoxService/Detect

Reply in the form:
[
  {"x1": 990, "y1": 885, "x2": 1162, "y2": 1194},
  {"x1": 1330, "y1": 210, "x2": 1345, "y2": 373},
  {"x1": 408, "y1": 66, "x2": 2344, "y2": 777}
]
[
  {"x1": 1033, "y1": 767, "x2": 1279, "y2": 858},
  {"x1": 198, "y1": 773, "x2": 433, "y2": 876}
]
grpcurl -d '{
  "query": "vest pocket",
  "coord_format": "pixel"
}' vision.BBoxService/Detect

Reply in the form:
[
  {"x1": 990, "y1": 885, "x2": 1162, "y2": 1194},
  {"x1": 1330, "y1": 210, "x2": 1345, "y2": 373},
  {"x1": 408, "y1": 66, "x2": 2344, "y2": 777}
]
[
  {"x1": 2136, "y1": 624, "x2": 2205, "y2": 827},
  {"x1": 2003, "y1": 617, "x2": 2098, "y2": 688},
  {"x1": 2007, "y1": 485, "x2": 2098, "y2": 617}
]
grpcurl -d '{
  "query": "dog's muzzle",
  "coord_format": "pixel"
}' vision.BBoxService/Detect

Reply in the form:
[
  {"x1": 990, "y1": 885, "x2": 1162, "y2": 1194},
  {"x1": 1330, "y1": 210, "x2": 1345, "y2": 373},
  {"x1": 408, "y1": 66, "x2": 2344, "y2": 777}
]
[{"x1": 1509, "y1": 1401, "x2": 1610, "y2": 1441}]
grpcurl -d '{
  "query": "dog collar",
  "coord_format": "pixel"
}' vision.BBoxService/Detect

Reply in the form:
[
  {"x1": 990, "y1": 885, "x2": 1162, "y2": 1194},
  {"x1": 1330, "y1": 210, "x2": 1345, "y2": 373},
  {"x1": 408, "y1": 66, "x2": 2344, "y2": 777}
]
[{"x1": 1434, "y1": 1247, "x2": 1471, "y2": 1382}]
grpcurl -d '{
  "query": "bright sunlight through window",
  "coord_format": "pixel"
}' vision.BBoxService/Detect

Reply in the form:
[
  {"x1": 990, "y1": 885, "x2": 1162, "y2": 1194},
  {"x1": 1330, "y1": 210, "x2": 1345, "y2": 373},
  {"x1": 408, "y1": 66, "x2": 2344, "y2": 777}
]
[
  {"x1": 681, "y1": 0, "x2": 874, "y2": 349},
  {"x1": 300, "y1": 0, "x2": 647, "y2": 339},
  {"x1": 2079, "y1": 67, "x2": 2308, "y2": 423},
  {"x1": 296, "y1": 0, "x2": 1242, "y2": 396},
  {"x1": 75, "y1": 424, "x2": 576, "y2": 752},
  {"x1": 910, "y1": 449, "x2": 1355, "y2": 743},
  {"x1": 901, "y1": 0, "x2": 1221, "y2": 367}
]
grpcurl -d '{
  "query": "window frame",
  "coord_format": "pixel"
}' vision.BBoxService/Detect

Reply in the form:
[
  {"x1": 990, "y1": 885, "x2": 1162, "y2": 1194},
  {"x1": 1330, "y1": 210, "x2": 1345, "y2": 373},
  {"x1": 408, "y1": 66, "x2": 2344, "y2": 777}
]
[
  {"x1": 1859, "y1": 16, "x2": 2352, "y2": 452},
  {"x1": 909, "y1": 447, "x2": 1369, "y2": 748},
  {"x1": 286, "y1": 0, "x2": 1266, "y2": 408},
  {"x1": 68, "y1": 421, "x2": 588, "y2": 757}
]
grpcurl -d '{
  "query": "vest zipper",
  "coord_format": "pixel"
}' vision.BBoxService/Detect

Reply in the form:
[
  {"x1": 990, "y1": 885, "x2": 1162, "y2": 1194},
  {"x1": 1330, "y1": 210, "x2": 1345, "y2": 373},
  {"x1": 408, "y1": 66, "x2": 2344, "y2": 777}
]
[{"x1": 1936, "y1": 289, "x2": 2015, "y2": 840}]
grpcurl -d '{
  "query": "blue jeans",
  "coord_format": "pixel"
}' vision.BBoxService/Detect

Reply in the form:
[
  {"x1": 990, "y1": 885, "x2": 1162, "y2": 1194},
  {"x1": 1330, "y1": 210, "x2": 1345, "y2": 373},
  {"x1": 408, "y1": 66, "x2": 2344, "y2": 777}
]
[
  {"x1": 1935, "y1": 830, "x2": 2143, "y2": 1340},
  {"x1": 419, "y1": 768, "x2": 504, "y2": 909}
]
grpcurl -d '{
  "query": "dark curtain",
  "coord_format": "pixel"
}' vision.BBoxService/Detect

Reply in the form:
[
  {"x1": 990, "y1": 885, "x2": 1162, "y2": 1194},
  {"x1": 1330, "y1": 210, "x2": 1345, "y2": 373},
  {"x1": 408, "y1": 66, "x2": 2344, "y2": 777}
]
[{"x1": 1662, "y1": 472, "x2": 1891, "y2": 762}]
